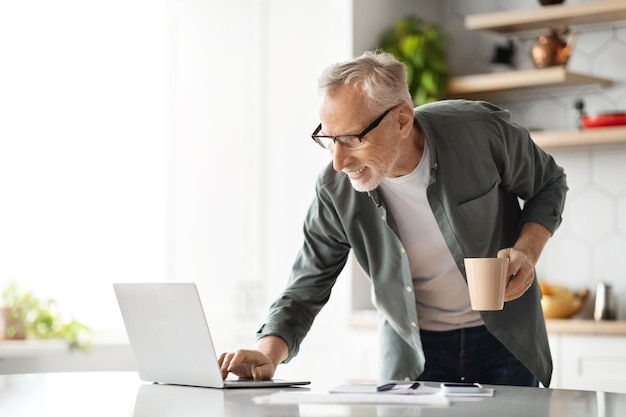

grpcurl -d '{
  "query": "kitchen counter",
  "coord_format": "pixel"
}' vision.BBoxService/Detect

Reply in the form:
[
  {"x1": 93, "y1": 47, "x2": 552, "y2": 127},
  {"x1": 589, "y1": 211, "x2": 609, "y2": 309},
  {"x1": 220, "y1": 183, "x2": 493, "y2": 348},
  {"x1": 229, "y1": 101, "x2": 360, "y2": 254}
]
[
  {"x1": 350, "y1": 312, "x2": 626, "y2": 336},
  {"x1": 546, "y1": 319, "x2": 626, "y2": 335},
  {"x1": 0, "y1": 339, "x2": 135, "y2": 374},
  {"x1": 2, "y1": 371, "x2": 626, "y2": 417}
]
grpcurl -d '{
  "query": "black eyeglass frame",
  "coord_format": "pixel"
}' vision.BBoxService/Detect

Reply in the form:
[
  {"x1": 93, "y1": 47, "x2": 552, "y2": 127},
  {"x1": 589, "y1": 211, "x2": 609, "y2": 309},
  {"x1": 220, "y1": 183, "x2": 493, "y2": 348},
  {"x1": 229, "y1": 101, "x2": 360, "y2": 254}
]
[{"x1": 311, "y1": 104, "x2": 399, "y2": 150}]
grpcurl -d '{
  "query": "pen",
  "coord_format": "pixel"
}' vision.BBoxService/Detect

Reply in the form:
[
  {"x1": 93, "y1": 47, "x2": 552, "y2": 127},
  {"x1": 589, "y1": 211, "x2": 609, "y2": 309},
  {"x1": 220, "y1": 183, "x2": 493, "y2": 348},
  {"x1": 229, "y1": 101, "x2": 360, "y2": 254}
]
[{"x1": 376, "y1": 382, "x2": 397, "y2": 392}]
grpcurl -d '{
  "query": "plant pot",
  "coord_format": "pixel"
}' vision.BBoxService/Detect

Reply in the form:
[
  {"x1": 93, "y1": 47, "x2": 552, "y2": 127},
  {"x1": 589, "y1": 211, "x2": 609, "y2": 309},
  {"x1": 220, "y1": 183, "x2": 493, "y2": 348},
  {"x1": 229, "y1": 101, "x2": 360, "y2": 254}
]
[{"x1": 1, "y1": 306, "x2": 26, "y2": 340}]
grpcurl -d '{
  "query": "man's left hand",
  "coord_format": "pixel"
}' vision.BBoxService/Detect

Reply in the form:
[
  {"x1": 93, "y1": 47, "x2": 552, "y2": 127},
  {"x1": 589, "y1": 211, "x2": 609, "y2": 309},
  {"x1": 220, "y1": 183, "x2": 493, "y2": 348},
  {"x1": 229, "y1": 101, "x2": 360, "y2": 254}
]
[
  {"x1": 497, "y1": 222, "x2": 553, "y2": 302},
  {"x1": 497, "y1": 247, "x2": 535, "y2": 301}
]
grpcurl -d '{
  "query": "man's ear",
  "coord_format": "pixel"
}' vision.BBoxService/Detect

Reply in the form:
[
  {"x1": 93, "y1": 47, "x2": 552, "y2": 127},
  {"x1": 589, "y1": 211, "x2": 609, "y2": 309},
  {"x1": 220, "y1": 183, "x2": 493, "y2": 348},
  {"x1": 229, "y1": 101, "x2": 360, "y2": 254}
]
[{"x1": 397, "y1": 103, "x2": 415, "y2": 139}]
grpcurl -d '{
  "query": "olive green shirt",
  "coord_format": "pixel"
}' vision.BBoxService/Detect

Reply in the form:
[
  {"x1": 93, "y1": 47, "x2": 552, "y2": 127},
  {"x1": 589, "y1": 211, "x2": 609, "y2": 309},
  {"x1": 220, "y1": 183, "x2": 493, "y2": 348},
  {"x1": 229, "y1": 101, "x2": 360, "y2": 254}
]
[{"x1": 257, "y1": 100, "x2": 568, "y2": 387}]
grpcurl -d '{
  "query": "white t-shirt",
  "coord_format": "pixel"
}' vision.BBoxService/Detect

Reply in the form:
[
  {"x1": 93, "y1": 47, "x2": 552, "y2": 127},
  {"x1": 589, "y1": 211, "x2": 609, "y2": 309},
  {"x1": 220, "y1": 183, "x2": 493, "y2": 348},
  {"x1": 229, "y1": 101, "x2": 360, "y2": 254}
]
[{"x1": 379, "y1": 144, "x2": 483, "y2": 331}]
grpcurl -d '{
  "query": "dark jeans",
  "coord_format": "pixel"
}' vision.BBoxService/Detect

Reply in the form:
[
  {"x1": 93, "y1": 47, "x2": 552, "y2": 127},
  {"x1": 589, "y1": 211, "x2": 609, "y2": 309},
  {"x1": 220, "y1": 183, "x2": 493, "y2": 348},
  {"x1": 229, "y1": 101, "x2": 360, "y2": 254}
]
[{"x1": 418, "y1": 325, "x2": 539, "y2": 387}]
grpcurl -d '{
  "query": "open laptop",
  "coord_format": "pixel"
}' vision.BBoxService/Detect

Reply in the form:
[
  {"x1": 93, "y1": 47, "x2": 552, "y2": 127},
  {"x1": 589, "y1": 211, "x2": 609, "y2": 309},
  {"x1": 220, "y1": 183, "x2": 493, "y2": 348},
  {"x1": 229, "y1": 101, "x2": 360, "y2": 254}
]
[{"x1": 113, "y1": 282, "x2": 310, "y2": 389}]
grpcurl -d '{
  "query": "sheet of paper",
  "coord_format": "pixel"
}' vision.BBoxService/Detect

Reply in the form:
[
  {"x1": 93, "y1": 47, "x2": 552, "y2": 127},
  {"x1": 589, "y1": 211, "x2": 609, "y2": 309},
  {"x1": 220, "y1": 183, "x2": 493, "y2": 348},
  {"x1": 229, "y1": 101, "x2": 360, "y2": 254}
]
[
  {"x1": 253, "y1": 391, "x2": 450, "y2": 406},
  {"x1": 329, "y1": 383, "x2": 440, "y2": 395},
  {"x1": 444, "y1": 388, "x2": 495, "y2": 397}
]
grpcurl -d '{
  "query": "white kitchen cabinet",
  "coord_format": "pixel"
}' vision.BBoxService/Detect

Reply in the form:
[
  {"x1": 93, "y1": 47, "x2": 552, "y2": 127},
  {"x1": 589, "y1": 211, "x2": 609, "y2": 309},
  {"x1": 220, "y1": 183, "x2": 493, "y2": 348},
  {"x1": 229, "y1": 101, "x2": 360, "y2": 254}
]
[{"x1": 548, "y1": 322, "x2": 626, "y2": 394}]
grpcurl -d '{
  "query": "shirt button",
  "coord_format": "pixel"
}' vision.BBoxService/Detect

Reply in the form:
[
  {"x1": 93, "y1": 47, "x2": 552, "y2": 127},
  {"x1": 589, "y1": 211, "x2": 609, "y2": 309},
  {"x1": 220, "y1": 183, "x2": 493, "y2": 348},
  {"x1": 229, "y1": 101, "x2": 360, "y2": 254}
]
[
  {"x1": 404, "y1": 377, "x2": 411, "y2": 382},
  {"x1": 400, "y1": 247, "x2": 406, "y2": 254},
  {"x1": 410, "y1": 321, "x2": 417, "y2": 328},
  {"x1": 406, "y1": 286, "x2": 413, "y2": 293},
  {"x1": 381, "y1": 215, "x2": 386, "y2": 221}
]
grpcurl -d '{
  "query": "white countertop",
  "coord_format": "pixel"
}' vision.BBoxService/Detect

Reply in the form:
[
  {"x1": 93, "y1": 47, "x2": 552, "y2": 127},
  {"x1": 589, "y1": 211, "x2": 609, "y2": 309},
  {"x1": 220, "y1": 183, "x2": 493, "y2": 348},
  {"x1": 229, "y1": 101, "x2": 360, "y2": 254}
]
[{"x1": 1, "y1": 372, "x2": 626, "y2": 417}]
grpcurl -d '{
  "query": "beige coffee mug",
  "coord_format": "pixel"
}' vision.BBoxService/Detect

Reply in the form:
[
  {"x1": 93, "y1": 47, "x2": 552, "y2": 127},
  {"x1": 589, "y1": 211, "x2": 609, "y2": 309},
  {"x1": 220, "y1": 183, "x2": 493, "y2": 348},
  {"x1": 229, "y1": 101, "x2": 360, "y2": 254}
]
[{"x1": 464, "y1": 257, "x2": 510, "y2": 311}]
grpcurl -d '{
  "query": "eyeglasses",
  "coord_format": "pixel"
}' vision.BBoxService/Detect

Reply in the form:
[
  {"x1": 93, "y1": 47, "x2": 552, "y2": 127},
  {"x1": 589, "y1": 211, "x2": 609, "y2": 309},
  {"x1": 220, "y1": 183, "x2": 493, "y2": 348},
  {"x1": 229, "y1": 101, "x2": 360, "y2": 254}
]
[{"x1": 311, "y1": 104, "x2": 399, "y2": 150}]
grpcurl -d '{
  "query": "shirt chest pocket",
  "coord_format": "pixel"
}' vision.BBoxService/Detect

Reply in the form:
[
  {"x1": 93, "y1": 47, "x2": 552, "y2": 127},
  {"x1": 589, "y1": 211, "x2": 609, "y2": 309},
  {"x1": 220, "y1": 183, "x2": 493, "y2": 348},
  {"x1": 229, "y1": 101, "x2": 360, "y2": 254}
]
[{"x1": 456, "y1": 180, "x2": 502, "y2": 253}]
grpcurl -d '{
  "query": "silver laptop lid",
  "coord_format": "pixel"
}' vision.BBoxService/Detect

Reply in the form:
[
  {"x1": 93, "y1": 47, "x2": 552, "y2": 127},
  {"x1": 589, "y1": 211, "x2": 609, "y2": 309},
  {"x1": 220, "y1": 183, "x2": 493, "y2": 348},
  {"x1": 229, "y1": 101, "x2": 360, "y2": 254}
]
[
  {"x1": 114, "y1": 282, "x2": 310, "y2": 389},
  {"x1": 114, "y1": 282, "x2": 225, "y2": 388}
]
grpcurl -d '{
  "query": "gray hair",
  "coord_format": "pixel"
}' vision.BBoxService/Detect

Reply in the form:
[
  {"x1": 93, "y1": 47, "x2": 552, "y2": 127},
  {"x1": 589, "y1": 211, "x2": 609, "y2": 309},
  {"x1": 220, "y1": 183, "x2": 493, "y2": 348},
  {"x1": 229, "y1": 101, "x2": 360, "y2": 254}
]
[{"x1": 317, "y1": 50, "x2": 413, "y2": 115}]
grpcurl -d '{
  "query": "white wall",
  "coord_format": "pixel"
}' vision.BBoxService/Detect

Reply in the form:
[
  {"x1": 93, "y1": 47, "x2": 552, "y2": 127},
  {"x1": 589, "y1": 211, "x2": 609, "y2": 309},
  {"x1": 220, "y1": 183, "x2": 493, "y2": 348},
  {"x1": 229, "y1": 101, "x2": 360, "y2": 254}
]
[
  {"x1": 0, "y1": 0, "x2": 167, "y2": 334},
  {"x1": 164, "y1": 0, "x2": 368, "y2": 379}
]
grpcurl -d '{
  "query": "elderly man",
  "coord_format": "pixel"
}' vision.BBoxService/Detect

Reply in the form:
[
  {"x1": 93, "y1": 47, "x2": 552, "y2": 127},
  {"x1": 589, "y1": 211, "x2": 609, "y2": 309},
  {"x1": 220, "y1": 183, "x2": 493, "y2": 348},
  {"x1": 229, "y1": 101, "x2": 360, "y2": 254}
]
[{"x1": 219, "y1": 51, "x2": 567, "y2": 387}]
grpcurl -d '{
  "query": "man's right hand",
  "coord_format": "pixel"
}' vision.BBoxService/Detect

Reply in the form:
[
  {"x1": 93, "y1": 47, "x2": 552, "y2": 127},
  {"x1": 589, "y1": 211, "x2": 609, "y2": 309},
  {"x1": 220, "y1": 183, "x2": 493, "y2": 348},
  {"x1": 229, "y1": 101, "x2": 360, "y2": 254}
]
[
  {"x1": 218, "y1": 335, "x2": 289, "y2": 380},
  {"x1": 218, "y1": 349, "x2": 276, "y2": 380}
]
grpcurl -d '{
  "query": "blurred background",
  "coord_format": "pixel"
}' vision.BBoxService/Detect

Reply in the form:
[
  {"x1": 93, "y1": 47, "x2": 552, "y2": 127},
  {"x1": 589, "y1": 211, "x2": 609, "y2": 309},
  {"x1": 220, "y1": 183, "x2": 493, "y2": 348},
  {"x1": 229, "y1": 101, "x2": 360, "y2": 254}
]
[{"x1": 1, "y1": 0, "x2": 626, "y2": 391}]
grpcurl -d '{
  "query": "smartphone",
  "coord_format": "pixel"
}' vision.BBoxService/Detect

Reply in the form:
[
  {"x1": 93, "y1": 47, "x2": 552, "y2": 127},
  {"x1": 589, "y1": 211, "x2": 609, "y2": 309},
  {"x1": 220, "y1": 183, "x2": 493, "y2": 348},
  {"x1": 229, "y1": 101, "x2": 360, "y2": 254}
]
[{"x1": 440, "y1": 382, "x2": 484, "y2": 394}]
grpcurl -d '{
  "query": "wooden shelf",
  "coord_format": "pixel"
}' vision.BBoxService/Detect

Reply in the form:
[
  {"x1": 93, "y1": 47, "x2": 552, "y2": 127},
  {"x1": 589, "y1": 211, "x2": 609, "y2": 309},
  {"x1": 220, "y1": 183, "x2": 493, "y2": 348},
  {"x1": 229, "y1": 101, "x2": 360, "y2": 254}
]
[
  {"x1": 531, "y1": 125, "x2": 626, "y2": 148},
  {"x1": 456, "y1": 3, "x2": 626, "y2": 149},
  {"x1": 465, "y1": 0, "x2": 626, "y2": 33},
  {"x1": 447, "y1": 67, "x2": 612, "y2": 97}
]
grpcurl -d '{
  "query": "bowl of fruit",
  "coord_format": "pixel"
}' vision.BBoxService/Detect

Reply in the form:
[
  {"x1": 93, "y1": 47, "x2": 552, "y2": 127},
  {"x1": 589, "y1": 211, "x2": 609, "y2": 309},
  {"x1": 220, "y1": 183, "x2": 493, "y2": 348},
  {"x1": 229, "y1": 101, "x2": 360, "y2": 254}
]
[{"x1": 539, "y1": 282, "x2": 589, "y2": 319}]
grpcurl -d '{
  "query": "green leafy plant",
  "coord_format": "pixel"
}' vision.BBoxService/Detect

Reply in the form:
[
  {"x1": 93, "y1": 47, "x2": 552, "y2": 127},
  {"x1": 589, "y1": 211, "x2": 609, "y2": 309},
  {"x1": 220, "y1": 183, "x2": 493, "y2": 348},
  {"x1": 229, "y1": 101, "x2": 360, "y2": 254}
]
[
  {"x1": 1, "y1": 282, "x2": 92, "y2": 351},
  {"x1": 378, "y1": 15, "x2": 449, "y2": 106}
]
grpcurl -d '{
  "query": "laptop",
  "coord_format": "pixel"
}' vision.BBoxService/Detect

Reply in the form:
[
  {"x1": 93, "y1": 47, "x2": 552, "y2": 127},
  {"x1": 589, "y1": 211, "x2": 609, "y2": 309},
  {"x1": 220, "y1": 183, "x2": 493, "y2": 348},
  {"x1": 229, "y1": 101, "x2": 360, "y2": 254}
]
[{"x1": 113, "y1": 282, "x2": 310, "y2": 389}]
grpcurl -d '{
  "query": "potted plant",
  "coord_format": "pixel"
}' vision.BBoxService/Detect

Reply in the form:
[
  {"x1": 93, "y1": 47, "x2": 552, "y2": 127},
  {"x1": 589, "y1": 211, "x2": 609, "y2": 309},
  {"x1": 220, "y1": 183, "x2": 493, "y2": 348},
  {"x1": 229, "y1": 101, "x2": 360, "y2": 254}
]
[
  {"x1": 1, "y1": 282, "x2": 92, "y2": 351},
  {"x1": 378, "y1": 15, "x2": 449, "y2": 106}
]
